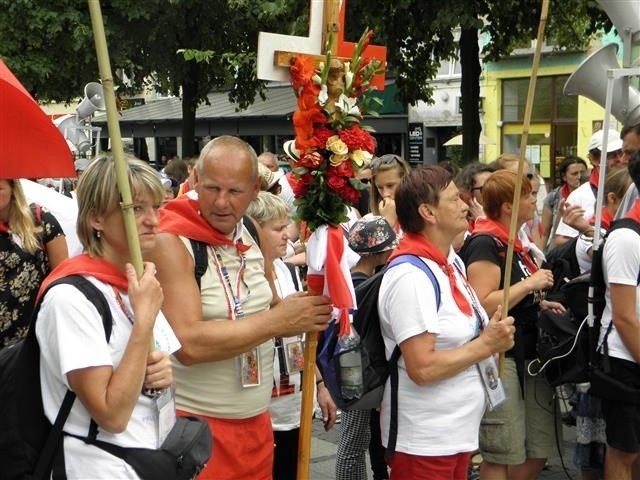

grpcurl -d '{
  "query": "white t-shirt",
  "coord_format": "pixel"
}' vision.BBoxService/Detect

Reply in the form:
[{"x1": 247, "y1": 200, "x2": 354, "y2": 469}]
[
  {"x1": 269, "y1": 259, "x2": 304, "y2": 431},
  {"x1": 36, "y1": 277, "x2": 181, "y2": 479},
  {"x1": 599, "y1": 228, "x2": 640, "y2": 362},
  {"x1": 378, "y1": 251, "x2": 488, "y2": 456},
  {"x1": 555, "y1": 182, "x2": 596, "y2": 239}
]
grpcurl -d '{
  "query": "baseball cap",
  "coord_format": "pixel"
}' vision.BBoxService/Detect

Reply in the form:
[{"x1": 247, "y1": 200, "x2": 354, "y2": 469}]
[
  {"x1": 348, "y1": 215, "x2": 398, "y2": 255},
  {"x1": 588, "y1": 129, "x2": 623, "y2": 154}
]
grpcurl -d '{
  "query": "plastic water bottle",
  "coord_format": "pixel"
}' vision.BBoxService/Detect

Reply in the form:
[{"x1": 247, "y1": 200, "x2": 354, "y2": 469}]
[{"x1": 338, "y1": 330, "x2": 364, "y2": 400}]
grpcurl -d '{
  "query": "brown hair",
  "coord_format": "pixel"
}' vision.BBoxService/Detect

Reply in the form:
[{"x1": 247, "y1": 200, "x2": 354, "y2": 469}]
[
  {"x1": 395, "y1": 166, "x2": 452, "y2": 233},
  {"x1": 482, "y1": 170, "x2": 533, "y2": 220}
]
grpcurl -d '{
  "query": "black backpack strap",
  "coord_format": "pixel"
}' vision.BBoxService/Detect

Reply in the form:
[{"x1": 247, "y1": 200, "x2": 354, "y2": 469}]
[
  {"x1": 243, "y1": 215, "x2": 261, "y2": 248},
  {"x1": 284, "y1": 262, "x2": 300, "y2": 291},
  {"x1": 385, "y1": 346, "x2": 402, "y2": 459},
  {"x1": 32, "y1": 276, "x2": 112, "y2": 479},
  {"x1": 189, "y1": 238, "x2": 208, "y2": 291}
]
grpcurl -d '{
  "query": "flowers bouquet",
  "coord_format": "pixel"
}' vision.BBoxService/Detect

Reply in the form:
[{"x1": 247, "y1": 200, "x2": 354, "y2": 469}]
[{"x1": 288, "y1": 29, "x2": 385, "y2": 232}]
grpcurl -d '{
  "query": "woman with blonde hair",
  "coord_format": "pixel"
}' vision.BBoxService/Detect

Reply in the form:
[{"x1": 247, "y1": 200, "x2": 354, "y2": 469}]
[
  {"x1": 246, "y1": 191, "x2": 336, "y2": 480},
  {"x1": 0, "y1": 178, "x2": 67, "y2": 348},
  {"x1": 369, "y1": 154, "x2": 411, "y2": 232},
  {"x1": 35, "y1": 156, "x2": 180, "y2": 478}
]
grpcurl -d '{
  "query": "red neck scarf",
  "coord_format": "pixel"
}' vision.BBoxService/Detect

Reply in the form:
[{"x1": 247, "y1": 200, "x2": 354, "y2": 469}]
[
  {"x1": 471, "y1": 217, "x2": 539, "y2": 275},
  {"x1": 589, "y1": 169, "x2": 599, "y2": 191},
  {"x1": 38, "y1": 253, "x2": 128, "y2": 299},
  {"x1": 560, "y1": 183, "x2": 571, "y2": 200},
  {"x1": 588, "y1": 209, "x2": 614, "y2": 230},
  {"x1": 159, "y1": 196, "x2": 250, "y2": 252},
  {"x1": 0, "y1": 223, "x2": 8, "y2": 234},
  {"x1": 625, "y1": 199, "x2": 640, "y2": 224},
  {"x1": 388, "y1": 232, "x2": 472, "y2": 316}
]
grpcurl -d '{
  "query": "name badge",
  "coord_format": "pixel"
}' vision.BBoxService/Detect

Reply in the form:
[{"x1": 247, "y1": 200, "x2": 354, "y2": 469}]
[
  {"x1": 156, "y1": 388, "x2": 176, "y2": 446},
  {"x1": 240, "y1": 347, "x2": 261, "y2": 388},
  {"x1": 477, "y1": 356, "x2": 506, "y2": 410}
]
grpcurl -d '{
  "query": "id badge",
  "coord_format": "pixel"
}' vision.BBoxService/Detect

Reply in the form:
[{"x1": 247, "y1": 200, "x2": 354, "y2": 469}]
[
  {"x1": 240, "y1": 347, "x2": 261, "y2": 388},
  {"x1": 477, "y1": 356, "x2": 506, "y2": 410},
  {"x1": 156, "y1": 388, "x2": 176, "y2": 447},
  {"x1": 284, "y1": 339, "x2": 305, "y2": 374}
]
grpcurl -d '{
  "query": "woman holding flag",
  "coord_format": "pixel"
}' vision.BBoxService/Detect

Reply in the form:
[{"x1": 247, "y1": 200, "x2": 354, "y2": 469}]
[
  {"x1": 460, "y1": 169, "x2": 562, "y2": 480},
  {"x1": 35, "y1": 156, "x2": 179, "y2": 478},
  {"x1": 377, "y1": 166, "x2": 514, "y2": 479}
]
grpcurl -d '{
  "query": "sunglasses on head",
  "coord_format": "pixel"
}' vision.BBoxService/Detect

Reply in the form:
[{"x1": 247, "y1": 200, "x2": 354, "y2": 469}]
[{"x1": 371, "y1": 154, "x2": 401, "y2": 171}]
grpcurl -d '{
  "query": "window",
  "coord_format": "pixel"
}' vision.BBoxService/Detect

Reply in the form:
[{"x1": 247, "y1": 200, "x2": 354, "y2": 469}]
[{"x1": 502, "y1": 75, "x2": 576, "y2": 122}]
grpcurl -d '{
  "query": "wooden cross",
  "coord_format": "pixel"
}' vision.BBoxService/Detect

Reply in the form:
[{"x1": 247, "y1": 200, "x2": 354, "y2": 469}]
[{"x1": 257, "y1": 0, "x2": 387, "y2": 90}]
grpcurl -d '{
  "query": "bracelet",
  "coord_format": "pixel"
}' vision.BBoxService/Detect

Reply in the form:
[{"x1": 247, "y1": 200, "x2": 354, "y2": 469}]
[{"x1": 316, "y1": 379, "x2": 324, "y2": 386}]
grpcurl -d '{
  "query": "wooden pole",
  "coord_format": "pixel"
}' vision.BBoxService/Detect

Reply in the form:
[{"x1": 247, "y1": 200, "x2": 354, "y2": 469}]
[
  {"x1": 499, "y1": 0, "x2": 549, "y2": 377},
  {"x1": 297, "y1": 4, "x2": 341, "y2": 478},
  {"x1": 87, "y1": 1, "x2": 153, "y2": 351}
]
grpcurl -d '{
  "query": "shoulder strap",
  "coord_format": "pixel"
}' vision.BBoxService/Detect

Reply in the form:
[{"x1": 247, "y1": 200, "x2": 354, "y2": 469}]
[
  {"x1": 242, "y1": 215, "x2": 261, "y2": 248},
  {"x1": 383, "y1": 254, "x2": 440, "y2": 459},
  {"x1": 284, "y1": 262, "x2": 300, "y2": 291},
  {"x1": 388, "y1": 254, "x2": 441, "y2": 308},
  {"x1": 189, "y1": 238, "x2": 208, "y2": 291},
  {"x1": 32, "y1": 276, "x2": 112, "y2": 480}
]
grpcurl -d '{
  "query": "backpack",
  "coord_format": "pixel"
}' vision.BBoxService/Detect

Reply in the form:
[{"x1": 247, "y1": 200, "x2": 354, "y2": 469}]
[
  {"x1": 530, "y1": 219, "x2": 640, "y2": 388},
  {"x1": 544, "y1": 235, "x2": 582, "y2": 304},
  {"x1": 0, "y1": 276, "x2": 113, "y2": 480},
  {"x1": 316, "y1": 255, "x2": 440, "y2": 456}
]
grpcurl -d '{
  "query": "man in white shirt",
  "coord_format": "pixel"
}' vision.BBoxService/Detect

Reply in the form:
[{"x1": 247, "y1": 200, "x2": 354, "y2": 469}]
[{"x1": 554, "y1": 129, "x2": 624, "y2": 245}]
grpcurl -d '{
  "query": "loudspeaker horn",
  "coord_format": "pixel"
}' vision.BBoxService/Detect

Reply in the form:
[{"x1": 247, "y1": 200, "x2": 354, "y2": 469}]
[
  {"x1": 54, "y1": 114, "x2": 91, "y2": 153},
  {"x1": 564, "y1": 43, "x2": 640, "y2": 125},
  {"x1": 76, "y1": 82, "x2": 106, "y2": 120},
  {"x1": 597, "y1": 0, "x2": 640, "y2": 44}
]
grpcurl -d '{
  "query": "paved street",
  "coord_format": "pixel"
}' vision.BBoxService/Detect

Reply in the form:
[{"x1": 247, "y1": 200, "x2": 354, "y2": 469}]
[{"x1": 309, "y1": 417, "x2": 581, "y2": 480}]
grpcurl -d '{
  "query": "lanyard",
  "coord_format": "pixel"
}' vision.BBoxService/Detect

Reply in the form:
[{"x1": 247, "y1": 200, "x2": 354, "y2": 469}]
[
  {"x1": 209, "y1": 245, "x2": 247, "y2": 320},
  {"x1": 112, "y1": 286, "x2": 134, "y2": 325},
  {"x1": 452, "y1": 261, "x2": 484, "y2": 337}
]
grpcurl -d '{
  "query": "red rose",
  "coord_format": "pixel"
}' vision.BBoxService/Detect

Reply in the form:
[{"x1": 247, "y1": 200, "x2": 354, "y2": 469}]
[
  {"x1": 313, "y1": 126, "x2": 334, "y2": 150},
  {"x1": 288, "y1": 172, "x2": 313, "y2": 198},
  {"x1": 327, "y1": 172, "x2": 347, "y2": 192},
  {"x1": 340, "y1": 184, "x2": 361, "y2": 204},
  {"x1": 339, "y1": 126, "x2": 376, "y2": 153},
  {"x1": 334, "y1": 160, "x2": 355, "y2": 178}
]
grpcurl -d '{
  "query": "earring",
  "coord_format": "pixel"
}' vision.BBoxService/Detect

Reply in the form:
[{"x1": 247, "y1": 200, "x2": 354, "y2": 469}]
[{"x1": 95, "y1": 230, "x2": 101, "y2": 239}]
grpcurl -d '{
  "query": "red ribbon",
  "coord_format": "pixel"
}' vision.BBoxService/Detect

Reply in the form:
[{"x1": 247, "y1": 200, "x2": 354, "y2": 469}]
[
  {"x1": 471, "y1": 217, "x2": 539, "y2": 275},
  {"x1": 38, "y1": 253, "x2": 129, "y2": 299},
  {"x1": 325, "y1": 226, "x2": 355, "y2": 337},
  {"x1": 159, "y1": 196, "x2": 250, "y2": 252},
  {"x1": 389, "y1": 232, "x2": 472, "y2": 317}
]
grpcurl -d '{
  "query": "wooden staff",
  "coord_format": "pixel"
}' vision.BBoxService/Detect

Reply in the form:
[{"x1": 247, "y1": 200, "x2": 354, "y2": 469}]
[
  {"x1": 499, "y1": 0, "x2": 550, "y2": 377},
  {"x1": 87, "y1": 1, "x2": 153, "y2": 350},
  {"x1": 297, "y1": 3, "x2": 341, "y2": 478}
]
